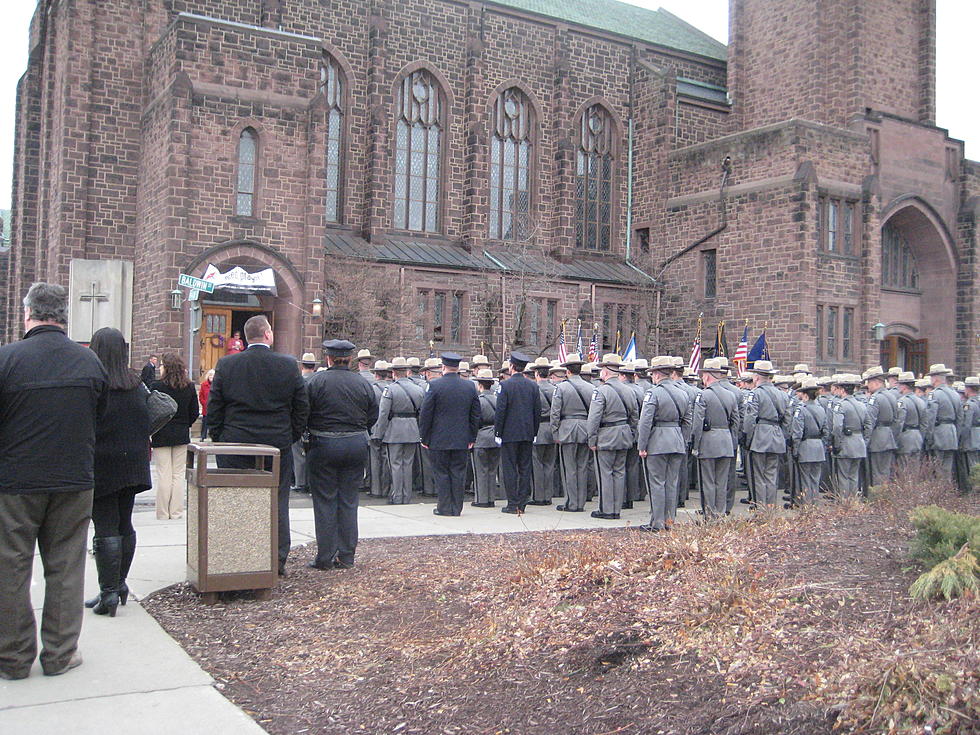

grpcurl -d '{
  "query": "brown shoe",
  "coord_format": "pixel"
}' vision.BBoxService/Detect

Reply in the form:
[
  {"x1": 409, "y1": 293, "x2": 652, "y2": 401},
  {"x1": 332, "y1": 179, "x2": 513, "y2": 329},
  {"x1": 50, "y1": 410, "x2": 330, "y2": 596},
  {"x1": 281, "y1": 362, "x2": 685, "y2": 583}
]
[{"x1": 43, "y1": 652, "x2": 83, "y2": 677}]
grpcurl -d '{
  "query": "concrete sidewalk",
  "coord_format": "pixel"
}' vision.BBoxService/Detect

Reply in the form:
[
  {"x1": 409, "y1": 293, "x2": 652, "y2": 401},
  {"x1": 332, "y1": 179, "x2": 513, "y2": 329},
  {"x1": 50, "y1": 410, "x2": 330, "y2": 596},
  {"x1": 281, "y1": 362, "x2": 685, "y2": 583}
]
[{"x1": 0, "y1": 495, "x2": 724, "y2": 733}]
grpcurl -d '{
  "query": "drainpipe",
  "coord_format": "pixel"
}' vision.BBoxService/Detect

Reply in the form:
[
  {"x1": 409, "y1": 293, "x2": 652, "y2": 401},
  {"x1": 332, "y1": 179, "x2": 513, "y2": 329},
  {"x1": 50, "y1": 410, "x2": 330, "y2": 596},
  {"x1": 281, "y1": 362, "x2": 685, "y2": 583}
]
[
  {"x1": 653, "y1": 156, "x2": 732, "y2": 353},
  {"x1": 483, "y1": 250, "x2": 508, "y2": 357},
  {"x1": 624, "y1": 117, "x2": 659, "y2": 287}
]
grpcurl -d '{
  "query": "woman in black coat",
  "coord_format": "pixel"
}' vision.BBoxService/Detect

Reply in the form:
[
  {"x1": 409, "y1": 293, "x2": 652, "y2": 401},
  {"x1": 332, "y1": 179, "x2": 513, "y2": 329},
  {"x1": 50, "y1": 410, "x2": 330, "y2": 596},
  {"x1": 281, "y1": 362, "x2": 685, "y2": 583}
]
[
  {"x1": 150, "y1": 353, "x2": 199, "y2": 520},
  {"x1": 87, "y1": 328, "x2": 152, "y2": 617}
]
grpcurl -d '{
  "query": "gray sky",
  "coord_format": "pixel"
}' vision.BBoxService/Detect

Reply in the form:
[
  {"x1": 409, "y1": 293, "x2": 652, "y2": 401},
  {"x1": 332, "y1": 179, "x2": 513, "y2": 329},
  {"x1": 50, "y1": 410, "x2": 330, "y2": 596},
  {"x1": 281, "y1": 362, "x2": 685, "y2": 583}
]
[{"x1": 0, "y1": 0, "x2": 976, "y2": 210}]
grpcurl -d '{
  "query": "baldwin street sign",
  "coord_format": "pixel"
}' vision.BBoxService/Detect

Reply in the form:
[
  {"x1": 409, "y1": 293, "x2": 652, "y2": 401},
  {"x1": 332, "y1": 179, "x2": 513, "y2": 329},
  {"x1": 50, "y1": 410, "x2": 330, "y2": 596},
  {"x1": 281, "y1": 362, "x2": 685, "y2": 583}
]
[{"x1": 178, "y1": 273, "x2": 215, "y2": 293}]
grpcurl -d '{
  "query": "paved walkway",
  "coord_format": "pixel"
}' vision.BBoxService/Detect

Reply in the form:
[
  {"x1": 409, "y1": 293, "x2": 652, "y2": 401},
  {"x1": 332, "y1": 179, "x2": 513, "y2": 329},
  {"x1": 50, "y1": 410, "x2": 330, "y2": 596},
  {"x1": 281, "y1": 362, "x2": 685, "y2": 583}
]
[{"x1": 0, "y1": 493, "x2": 728, "y2": 733}]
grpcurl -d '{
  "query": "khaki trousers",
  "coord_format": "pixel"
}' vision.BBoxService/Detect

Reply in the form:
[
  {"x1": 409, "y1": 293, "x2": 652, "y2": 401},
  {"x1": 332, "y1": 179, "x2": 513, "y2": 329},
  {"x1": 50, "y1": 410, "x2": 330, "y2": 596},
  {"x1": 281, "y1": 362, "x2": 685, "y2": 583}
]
[
  {"x1": 0, "y1": 490, "x2": 92, "y2": 677},
  {"x1": 153, "y1": 444, "x2": 188, "y2": 519}
]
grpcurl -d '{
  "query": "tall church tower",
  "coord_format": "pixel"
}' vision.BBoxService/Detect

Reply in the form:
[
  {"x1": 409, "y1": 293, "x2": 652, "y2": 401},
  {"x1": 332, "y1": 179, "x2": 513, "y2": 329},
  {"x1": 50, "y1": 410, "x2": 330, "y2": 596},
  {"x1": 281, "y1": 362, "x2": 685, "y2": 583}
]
[{"x1": 728, "y1": 0, "x2": 936, "y2": 129}]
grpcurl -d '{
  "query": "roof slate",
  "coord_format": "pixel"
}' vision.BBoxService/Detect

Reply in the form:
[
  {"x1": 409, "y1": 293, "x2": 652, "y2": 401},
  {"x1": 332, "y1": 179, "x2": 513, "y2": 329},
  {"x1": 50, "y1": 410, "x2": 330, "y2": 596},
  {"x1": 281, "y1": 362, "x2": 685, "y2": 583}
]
[{"x1": 486, "y1": 1, "x2": 726, "y2": 61}]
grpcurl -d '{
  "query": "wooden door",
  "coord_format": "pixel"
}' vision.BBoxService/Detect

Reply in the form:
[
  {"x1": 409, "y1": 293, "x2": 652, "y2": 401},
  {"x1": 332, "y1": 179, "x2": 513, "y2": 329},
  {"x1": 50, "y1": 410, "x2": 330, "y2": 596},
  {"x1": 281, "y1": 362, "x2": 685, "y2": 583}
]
[
  {"x1": 200, "y1": 307, "x2": 232, "y2": 376},
  {"x1": 909, "y1": 339, "x2": 928, "y2": 378}
]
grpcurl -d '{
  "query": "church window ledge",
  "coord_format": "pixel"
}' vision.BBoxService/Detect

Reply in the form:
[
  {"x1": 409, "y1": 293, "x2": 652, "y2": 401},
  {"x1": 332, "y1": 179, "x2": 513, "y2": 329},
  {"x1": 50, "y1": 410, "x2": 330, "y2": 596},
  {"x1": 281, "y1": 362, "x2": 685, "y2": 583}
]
[{"x1": 230, "y1": 215, "x2": 263, "y2": 226}]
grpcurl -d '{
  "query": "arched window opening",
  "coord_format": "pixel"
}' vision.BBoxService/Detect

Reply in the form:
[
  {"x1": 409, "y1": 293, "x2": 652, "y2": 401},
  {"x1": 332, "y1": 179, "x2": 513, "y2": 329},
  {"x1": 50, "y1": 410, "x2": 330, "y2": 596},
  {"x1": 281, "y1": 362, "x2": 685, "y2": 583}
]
[
  {"x1": 576, "y1": 105, "x2": 614, "y2": 252},
  {"x1": 489, "y1": 88, "x2": 533, "y2": 241},
  {"x1": 236, "y1": 128, "x2": 258, "y2": 217},
  {"x1": 394, "y1": 69, "x2": 443, "y2": 233},
  {"x1": 320, "y1": 53, "x2": 345, "y2": 223},
  {"x1": 882, "y1": 222, "x2": 919, "y2": 290}
]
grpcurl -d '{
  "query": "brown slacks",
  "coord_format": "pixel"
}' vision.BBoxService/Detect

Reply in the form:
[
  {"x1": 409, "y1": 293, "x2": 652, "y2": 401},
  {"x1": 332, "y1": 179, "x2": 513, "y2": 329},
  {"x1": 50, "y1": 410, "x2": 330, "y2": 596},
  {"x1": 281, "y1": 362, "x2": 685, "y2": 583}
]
[{"x1": 0, "y1": 489, "x2": 92, "y2": 677}]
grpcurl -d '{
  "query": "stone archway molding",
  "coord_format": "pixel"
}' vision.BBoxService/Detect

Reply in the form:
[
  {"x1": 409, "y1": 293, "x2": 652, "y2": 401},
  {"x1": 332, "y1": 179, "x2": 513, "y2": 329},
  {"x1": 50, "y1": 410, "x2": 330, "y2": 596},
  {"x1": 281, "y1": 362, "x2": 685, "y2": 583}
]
[
  {"x1": 183, "y1": 239, "x2": 305, "y2": 299},
  {"x1": 879, "y1": 194, "x2": 958, "y2": 272}
]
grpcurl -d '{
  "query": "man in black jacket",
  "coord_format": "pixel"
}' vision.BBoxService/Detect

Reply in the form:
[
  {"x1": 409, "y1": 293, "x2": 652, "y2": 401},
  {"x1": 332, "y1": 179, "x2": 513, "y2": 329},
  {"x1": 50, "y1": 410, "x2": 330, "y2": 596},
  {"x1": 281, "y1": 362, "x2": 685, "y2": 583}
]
[
  {"x1": 140, "y1": 355, "x2": 157, "y2": 386},
  {"x1": 418, "y1": 353, "x2": 480, "y2": 516},
  {"x1": 494, "y1": 351, "x2": 541, "y2": 513},
  {"x1": 207, "y1": 315, "x2": 310, "y2": 575},
  {"x1": 0, "y1": 283, "x2": 107, "y2": 680}
]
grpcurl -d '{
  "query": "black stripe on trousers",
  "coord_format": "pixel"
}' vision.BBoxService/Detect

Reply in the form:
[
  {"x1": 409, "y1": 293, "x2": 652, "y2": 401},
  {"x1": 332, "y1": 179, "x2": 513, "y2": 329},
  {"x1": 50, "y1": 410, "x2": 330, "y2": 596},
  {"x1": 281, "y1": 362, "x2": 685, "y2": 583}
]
[{"x1": 593, "y1": 450, "x2": 603, "y2": 510}]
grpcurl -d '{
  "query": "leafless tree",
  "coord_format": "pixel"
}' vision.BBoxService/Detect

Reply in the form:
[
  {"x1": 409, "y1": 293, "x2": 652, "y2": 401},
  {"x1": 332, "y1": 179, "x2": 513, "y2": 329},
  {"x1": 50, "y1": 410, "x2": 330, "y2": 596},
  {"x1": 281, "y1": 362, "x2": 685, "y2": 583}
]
[{"x1": 321, "y1": 256, "x2": 399, "y2": 354}]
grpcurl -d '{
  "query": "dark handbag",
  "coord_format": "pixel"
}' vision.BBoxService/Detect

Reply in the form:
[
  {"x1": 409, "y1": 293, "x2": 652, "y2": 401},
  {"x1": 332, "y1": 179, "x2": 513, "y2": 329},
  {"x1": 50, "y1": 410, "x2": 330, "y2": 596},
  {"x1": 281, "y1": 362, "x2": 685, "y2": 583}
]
[{"x1": 144, "y1": 384, "x2": 178, "y2": 436}]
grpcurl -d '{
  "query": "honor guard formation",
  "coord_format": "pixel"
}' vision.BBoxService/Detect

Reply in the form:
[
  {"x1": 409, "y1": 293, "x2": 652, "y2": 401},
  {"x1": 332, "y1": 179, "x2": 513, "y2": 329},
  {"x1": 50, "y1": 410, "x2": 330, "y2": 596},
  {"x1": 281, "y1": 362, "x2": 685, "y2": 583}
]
[{"x1": 290, "y1": 341, "x2": 977, "y2": 563}]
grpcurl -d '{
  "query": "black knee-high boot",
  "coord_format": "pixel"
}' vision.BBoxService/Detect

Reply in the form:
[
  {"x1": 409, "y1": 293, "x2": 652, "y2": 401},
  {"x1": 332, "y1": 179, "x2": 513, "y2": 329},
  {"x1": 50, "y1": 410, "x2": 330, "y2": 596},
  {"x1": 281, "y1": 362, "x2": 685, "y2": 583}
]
[
  {"x1": 88, "y1": 536, "x2": 121, "y2": 617},
  {"x1": 117, "y1": 532, "x2": 137, "y2": 605}
]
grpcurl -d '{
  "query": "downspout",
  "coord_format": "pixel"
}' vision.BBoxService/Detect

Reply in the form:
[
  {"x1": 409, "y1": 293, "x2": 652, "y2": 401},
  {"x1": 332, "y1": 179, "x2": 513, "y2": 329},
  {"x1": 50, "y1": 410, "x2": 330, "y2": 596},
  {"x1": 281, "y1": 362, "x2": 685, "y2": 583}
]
[
  {"x1": 654, "y1": 156, "x2": 732, "y2": 352},
  {"x1": 483, "y1": 250, "x2": 508, "y2": 357},
  {"x1": 624, "y1": 117, "x2": 658, "y2": 286}
]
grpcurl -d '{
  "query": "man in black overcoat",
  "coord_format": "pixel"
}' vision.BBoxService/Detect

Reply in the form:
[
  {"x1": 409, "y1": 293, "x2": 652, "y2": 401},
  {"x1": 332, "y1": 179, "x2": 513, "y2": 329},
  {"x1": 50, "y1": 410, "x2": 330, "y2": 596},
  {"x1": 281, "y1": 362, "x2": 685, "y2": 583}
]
[
  {"x1": 418, "y1": 353, "x2": 480, "y2": 516},
  {"x1": 140, "y1": 355, "x2": 157, "y2": 387},
  {"x1": 494, "y1": 352, "x2": 541, "y2": 513},
  {"x1": 206, "y1": 315, "x2": 310, "y2": 575}
]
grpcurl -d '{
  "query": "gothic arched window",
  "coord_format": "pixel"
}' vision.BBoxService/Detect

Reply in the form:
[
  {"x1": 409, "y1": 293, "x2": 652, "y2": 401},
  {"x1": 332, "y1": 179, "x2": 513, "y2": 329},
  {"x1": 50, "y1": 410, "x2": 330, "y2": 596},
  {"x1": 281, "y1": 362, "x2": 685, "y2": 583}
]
[
  {"x1": 320, "y1": 53, "x2": 345, "y2": 223},
  {"x1": 394, "y1": 69, "x2": 444, "y2": 232},
  {"x1": 882, "y1": 222, "x2": 919, "y2": 290},
  {"x1": 236, "y1": 128, "x2": 258, "y2": 217},
  {"x1": 489, "y1": 88, "x2": 533, "y2": 241},
  {"x1": 575, "y1": 104, "x2": 615, "y2": 251}
]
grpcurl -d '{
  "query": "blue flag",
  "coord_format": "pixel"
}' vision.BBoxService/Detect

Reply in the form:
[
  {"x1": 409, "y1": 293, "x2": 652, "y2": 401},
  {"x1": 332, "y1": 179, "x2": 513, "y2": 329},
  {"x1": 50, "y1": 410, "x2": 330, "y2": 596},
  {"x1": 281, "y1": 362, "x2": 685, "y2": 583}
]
[
  {"x1": 621, "y1": 333, "x2": 637, "y2": 362},
  {"x1": 746, "y1": 330, "x2": 769, "y2": 367}
]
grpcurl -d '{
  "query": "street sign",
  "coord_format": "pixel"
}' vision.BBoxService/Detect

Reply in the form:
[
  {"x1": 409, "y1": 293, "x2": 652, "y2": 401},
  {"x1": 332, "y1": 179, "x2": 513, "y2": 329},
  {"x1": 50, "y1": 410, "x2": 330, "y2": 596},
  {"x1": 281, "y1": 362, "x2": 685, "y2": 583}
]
[
  {"x1": 178, "y1": 273, "x2": 215, "y2": 293},
  {"x1": 188, "y1": 289, "x2": 200, "y2": 301}
]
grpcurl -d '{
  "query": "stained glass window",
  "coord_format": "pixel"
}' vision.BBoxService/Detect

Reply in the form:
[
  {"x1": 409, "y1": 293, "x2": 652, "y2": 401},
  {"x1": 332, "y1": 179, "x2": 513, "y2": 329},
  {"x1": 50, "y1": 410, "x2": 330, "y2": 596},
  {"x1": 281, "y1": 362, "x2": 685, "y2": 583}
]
[
  {"x1": 236, "y1": 128, "x2": 257, "y2": 216},
  {"x1": 576, "y1": 104, "x2": 614, "y2": 251},
  {"x1": 394, "y1": 70, "x2": 443, "y2": 232},
  {"x1": 827, "y1": 306, "x2": 838, "y2": 358},
  {"x1": 842, "y1": 307, "x2": 853, "y2": 359},
  {"x1": 703, "y1": 249, "x2": 717, "y2": 299},
  {"x1": 882, "y1": 222, "x2": 919, "y2": 290},
  {"x1": 320, "y1": 54, "x2": 344, "y2": 223},
  {"x1": 489, "y1": 88, "x2": 533, "y2": 241}
]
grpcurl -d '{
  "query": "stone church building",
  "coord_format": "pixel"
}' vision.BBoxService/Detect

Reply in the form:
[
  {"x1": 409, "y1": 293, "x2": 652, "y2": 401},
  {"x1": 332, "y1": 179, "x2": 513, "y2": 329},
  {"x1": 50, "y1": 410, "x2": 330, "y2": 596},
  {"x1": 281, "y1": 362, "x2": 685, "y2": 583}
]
[{"x1": 4, "y1": 0, "x2": 978, "y2": 377}]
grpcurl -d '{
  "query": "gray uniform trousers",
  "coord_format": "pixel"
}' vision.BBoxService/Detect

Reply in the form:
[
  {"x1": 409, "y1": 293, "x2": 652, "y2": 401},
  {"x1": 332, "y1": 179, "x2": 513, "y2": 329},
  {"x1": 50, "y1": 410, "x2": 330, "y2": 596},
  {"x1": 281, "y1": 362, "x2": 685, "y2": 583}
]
[
  {"x1": 0, "y1": 489, "x2": 92, "y2": 677},
  {"x1": 724, "y1": 454, "x2": 739, "y2": 513},
  {"x1": 595, "y1": 449, "x2": 628, "y2": 515},
  {"x1": 558, "y1": 442, "x2": 591, "y2": 511},
  {"x1": 626, "y1": 448, "x2": 643, "y2": 502},
  {"x1": 420, "y1": 447, "x2": 436, "y2": 496},
  {"x1": 385, "y1": 443, "x2": 417, "y2": 504},
  {"x1": 644, "y1": 453, "x2": 682, "y2": 529},
  {"x1": 834, "y1": 457, "x2": 862, "y2": 498},
  {"x1": 532, "y1": 443, "x2": 557, "y2": 502},
  {"x1": 868, "y1": 450, "x2": 895, "y2": 487},
  {"x1": 699, "y1": 457, "x2": 732, "y2": 518},
  {"x1": 291, "y1": 439, "x2": 307, "y2": 488},
  {"x1": 471, "y1": 447, "x2": 500, "y2": 504},
  {"x1": 750, "y1": 451, "x2": 781, "y2": 506},
  {"x1": 934, "y1": 449, "x2": 956, "y2": 476},
  {"x1": 369, "y1": 441, "x2": 391, "y2": 497},
  {"x1": 797, "y1": 462, "x2": 822, "y2": 504}
]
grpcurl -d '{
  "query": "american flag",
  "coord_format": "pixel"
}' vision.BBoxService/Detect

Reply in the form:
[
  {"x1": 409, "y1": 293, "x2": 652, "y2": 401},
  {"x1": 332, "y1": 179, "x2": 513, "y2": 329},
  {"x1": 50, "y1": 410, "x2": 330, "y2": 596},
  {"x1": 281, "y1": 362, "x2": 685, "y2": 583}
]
[
  {"x1": 732, "y1": 322, "x2": 749, "y2": 376},
  {"x1": 688, "y1": 315, "x2": 703, "y2": 374},
  {"x1": 587, "y1": 323, "x2": 599, "y2": 362},
  {"x1": 557, "y1": 320, "x2": 568, "y2": 364}
]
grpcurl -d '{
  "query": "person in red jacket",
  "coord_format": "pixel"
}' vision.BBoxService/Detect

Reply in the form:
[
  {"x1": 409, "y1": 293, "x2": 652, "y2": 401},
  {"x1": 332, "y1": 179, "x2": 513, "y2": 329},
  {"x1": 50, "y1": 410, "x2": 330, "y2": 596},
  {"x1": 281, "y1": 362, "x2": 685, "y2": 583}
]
[
  {"x1": 225, "y1": 331, "x2": 245, "y2": 355},
  {"x1": 198, "y1": 369, "x2": 214, "y2": 440}
]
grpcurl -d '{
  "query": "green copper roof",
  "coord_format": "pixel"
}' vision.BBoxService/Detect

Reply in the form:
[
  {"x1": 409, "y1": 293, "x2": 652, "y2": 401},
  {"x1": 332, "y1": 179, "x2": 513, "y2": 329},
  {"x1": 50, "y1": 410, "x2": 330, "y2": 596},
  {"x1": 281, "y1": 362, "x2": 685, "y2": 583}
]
[{"x1": 487, "y1": 1, "x2": 726, "y2": 61}]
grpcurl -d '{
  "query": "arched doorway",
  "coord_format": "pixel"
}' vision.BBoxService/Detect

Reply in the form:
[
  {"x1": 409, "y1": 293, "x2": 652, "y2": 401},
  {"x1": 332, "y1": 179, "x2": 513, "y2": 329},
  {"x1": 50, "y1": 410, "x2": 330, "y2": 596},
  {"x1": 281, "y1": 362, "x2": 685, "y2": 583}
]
[{"x1": 877, "y1": 199, "x2": 957, "y2": 371}]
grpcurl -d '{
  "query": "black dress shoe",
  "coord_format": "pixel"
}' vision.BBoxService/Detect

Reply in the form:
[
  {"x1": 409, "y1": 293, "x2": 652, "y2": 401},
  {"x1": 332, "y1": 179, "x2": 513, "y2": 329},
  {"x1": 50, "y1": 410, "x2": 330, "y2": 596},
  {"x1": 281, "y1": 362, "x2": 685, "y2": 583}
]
[
  {"x1": 635, "y1": 524, "x2": 662, "y2": 532},
  {"x1": 740, "y1": 498, "x2": 752, "y2": 504},
  {"x1": 306, "y1": 561, "x2": 331, "y2": 571},
  {"x1": 500, "y1": 506, "x2": 520, "y2": 514},
  {"x1": 332, "y1": 558, "x2": 354, "y2": 569},
  {"x1": 471, "y1": 501, "x2": 494, "y2": 508},
  {"x1": 556, "y1": 504, "x2": 584, "y2": 512},
  {"x1": 677, "y1": 501, "x2": 686, "y2": 508},
  {"x1": 621, "y1": 501, "x2": 634, "y2": 510},
  {"x1": 433, "y1": 509, "x2": 455, "y2": 516},
  {"x1": 526, "y1": 500, "x2": 551, "y2": 506},
  {"x1": 590, "y1": 511, "x2": 620, "y2": 520}
]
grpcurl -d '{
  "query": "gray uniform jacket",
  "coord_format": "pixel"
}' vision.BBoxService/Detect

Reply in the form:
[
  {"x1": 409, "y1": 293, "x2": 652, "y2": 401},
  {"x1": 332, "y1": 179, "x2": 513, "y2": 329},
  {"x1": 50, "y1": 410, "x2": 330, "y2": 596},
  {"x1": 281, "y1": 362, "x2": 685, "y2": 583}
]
[
  {"x1": 535, "y1": 381, "x2": 556, "y2": 444},
  {"x1": 742, "y1": 383, "x2": 791, "y2": 453},
  {"x1": 959, "y1": 395, "x2": 980, "y2": 451},
  {"x1": 691, "y1": 382, "x2": 739, "y2": 459},
  {"x1": 897, "y1": 392, "x2": 926, "y2": 454},
  {"x1": 791, "y1": 401, "x2": 829, "y2": 463},
  {"x1": 925, "y1": 385, "x2": 961, "y2": 451},
  {"x1": 474, "y1": 392, "x2": 499, "y2": 449},
  {"x1": 550, "y1": 376, "x2": 592, "y2": 444},
  {"x1": 586, "y1": 379, "x2": 638, "y2": 450},
  {"x1": 636, "y1": 380, "x2": 692, "y2": 455},
  {"x1": 831, "y1": 395, "x2": 868, "y2": 458},
  {"x1": 676, "y1": 380, "x2": 699, "y2": 443},
  {"x1": 865, "y1": 388, "x2": 900, "y2": 452},
  {"x1": 368, "y1": 379, "x2": 388, "y2": 441},
  {"x1": 375, "y1": 377, "x2": 424, "y2": 444}
]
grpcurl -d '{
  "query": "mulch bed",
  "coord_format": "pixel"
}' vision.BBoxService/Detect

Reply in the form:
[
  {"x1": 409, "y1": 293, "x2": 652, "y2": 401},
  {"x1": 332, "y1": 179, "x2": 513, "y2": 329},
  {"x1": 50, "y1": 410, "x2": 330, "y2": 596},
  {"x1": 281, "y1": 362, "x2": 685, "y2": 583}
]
[{"x1": 145, "y1": 472, "x2": 979, "y2": 735}]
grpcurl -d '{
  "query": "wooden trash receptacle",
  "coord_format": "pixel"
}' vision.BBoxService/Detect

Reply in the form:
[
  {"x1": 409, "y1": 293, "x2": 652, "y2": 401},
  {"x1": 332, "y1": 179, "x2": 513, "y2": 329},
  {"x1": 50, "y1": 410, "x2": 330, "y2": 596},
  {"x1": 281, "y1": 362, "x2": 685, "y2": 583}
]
[{"x1": 185, "y1": 443, "x2": 281, "y2": 603}]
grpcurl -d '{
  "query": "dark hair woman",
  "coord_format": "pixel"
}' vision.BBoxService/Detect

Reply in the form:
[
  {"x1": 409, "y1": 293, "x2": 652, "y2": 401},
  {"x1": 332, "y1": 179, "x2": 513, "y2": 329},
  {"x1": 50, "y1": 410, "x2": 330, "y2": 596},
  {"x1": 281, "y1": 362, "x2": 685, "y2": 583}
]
[
  {"x1": 150, "y1": 353, "x2": 199, "y2": 520},
  {"x1": 87, "y1": 327, "x2": 152, "y2": 617}
]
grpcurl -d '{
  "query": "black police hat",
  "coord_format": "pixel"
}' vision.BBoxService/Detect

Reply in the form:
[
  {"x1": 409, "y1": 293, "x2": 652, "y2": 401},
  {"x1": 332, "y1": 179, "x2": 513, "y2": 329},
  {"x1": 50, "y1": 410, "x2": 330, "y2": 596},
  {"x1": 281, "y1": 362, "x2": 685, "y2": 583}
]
[
  {"x1": 440, "y1": 352, "x2": 463, "y2": 367},
  {"x1": 322, "y1": 339, "x2": 355, "y2": 357},
  {"x1": 509, "y1": 351, "x2": 531, "y2": 370}
]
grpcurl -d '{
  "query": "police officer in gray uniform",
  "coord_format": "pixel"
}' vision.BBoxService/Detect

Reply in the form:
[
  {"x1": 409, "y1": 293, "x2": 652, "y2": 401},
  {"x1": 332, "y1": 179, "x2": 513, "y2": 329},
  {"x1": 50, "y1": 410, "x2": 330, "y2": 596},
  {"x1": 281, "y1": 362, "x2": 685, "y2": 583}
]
[
  {"x1": 709, "y1": 358, "x2": 743, "y2": 512},
  {"x1": 925, "y1": 364, "x2": 961, "y2": 476},
  {"x1": 290, "y1": 353, "x2": 318, "y2": 493},
  {"x1": 586, "y1": 354, "x2": 638, "y2": 519},
  {"x1": 895, "y1": 371, "x2": 926, "y2": 463},
  {"x1": 367, "y1": 360, "x2": 391, "y2": 498},
  {"x1": 470, "y1": 369, "x2": 501, "y2": 507},
  {"x1": 741, "y1": 360, "x2": 791, "y2": 508},
  {"x1": 374, "y1": 357, "x2": 425, "y2": 504},
  {"x1": 862, "y1": 366, "x2": 901, "y2": 486},
  {"x1": 961, "y1": 377, "x2": 980, "y2": 469},
  {"x1": 830, "y1": 374, "x2": 868, "y2": 499},
  {"x1": 637, "y1": 356, "x2": 692, "y2": 531},
  {"x1": 690, "y1": 358, "x2": 739, "y2": 519},
  {"x1": 529, "y1": 358, "x2": 557, "y2": 506},
  {"x1": 623, "y1": 363, "x2": 649, "y2": 505},
  {"x1": 550, "y1": 353, "x2": 592, "y2": 513},
  {"x1": 791, "y1": 377, "x2": 828, "y2": 505}
]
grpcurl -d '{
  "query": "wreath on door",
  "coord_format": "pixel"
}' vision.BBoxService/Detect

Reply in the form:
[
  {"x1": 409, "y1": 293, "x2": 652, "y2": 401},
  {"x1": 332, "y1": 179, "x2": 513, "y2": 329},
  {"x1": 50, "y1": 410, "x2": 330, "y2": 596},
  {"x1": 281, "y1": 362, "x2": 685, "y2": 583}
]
[{"x1": 208, "y1": 333, "x2": 226, "y2": 349}]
